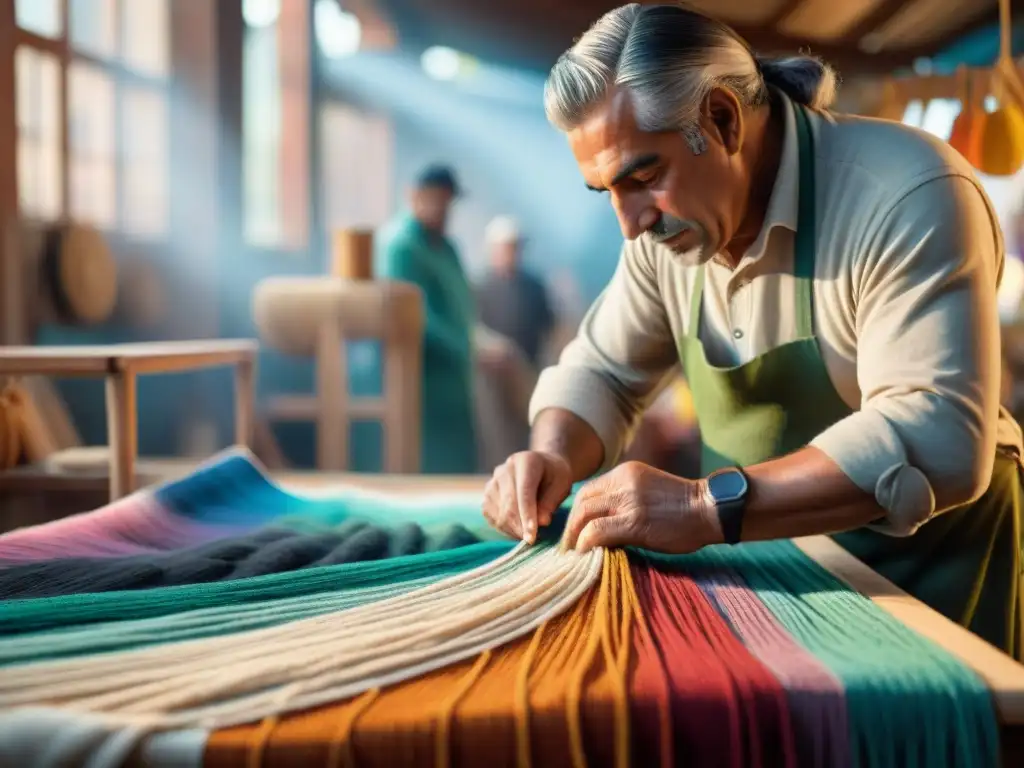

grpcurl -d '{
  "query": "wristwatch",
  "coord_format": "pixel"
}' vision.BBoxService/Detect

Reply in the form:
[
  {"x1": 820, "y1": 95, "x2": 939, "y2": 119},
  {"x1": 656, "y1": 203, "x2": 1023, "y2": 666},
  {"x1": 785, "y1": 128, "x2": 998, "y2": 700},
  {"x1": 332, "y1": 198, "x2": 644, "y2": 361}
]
[{"x1": 704, "y1": 466, "x2": 749, "y2": 545}]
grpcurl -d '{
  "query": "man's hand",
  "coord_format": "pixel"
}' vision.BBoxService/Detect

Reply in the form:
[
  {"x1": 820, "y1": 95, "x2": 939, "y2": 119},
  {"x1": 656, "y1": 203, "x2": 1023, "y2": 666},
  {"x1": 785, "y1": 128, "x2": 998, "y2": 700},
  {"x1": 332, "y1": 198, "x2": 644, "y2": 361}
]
[
  {"x1": 482, "y1": 451, "x2": 574, "y2": 543},
  {"x1": 562, "y1": 461, "x2": 722, "y2": 553},
  {"x1": 477, "y1": 343, "x2": 516, "y2": 375}
]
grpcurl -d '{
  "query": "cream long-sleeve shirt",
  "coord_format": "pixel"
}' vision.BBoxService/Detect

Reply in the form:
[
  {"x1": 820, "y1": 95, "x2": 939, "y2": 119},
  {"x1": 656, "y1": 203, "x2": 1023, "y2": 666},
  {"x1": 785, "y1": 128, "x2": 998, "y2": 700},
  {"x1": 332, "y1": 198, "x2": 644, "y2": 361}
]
[{"x1": 529, "y1": 95, "x2": 1023, "y2": 537}]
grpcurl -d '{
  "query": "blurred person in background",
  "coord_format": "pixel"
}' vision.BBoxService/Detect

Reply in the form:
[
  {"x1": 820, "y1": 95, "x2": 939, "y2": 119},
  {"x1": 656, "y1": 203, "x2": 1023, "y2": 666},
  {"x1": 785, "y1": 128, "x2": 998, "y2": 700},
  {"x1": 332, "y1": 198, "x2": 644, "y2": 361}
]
[
  {"x1": 476, "y1": 216, "x2": 556, "y2": 369},
  {"x1": 376, "y1": 164, "x2": 477, "y2": 473}
]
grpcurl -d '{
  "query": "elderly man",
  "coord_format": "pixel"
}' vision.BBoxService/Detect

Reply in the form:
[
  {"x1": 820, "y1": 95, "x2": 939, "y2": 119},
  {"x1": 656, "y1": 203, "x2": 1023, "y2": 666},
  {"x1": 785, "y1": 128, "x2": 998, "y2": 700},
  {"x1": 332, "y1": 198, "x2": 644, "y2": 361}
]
[
  {"x1": 476, "y1": 216, "x2": 556, "y2": 368},
  {"x1": 481, "y1": 3, "x2": 1024, "y2": 659}
]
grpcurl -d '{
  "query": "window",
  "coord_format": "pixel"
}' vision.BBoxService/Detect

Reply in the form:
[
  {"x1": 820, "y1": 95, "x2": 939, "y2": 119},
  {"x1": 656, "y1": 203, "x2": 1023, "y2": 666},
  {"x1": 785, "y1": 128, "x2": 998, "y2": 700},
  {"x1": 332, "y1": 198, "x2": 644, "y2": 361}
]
[
  {"x1": 121, "y1": 85, "x2": 169, "y2": 237},
  {"x1": 14, "y1": 0, "x2": 62, "y2": 39},
  {"x1": 13, "y1": 0, "x2": 172, "y2": 237},
  {"x1": 243, "y1": 0, "x2": 310, "y2": 249},
  {"x1": 14, "y1": 46, "x2": 62, "y2": 221},
  {"x1": 68, "y1": 61, "x2": 117, "y2": 228}
]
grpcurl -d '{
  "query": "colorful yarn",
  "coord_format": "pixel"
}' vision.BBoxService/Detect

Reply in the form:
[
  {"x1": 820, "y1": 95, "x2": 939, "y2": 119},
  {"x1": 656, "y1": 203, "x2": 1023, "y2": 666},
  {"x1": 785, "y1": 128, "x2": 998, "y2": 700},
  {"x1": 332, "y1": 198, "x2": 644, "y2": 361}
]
[
  {"x1": 0, "y1": 455, "x2": 1004, "y2": 767},
  {"x1": 0, "y1": 450, "x2": 500, "y2": 568},
  {"x1": 0, "y1": 521, "x2": 483, "y2": 599},
  {"x1": 199, "y1": 545, "x2": 998, "y2": 768}
]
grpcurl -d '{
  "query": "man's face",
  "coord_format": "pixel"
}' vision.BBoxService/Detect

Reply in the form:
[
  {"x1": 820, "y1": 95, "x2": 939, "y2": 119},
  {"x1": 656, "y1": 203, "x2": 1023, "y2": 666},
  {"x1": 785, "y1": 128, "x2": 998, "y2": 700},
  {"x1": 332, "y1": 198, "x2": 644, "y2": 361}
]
[
  {"x1": 491, "y1": 241, "x2": 519, "y2": 274},
  {"x1": 566, "y1": 85, "x2": 747, "y2": 266},
  {"x1": 411, "y1": 185, "x2": 454, "y2": 232}
]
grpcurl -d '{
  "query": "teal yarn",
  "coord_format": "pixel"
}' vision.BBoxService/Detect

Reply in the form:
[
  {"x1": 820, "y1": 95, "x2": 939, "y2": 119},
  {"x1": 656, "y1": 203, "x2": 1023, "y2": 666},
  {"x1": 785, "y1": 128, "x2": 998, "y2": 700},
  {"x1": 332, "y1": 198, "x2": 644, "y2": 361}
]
[
  {"x1": 0, "y1": 540, "x2": 513, "y2": 636},
  {"x1": 155, "y1": 452, "x2": 502, "y2": 538},
  {"x1": 693, "y1": 542, "x2": 1000, "y2": 768},
  {"x1": 0, "y1": 574, "x2": 442, "y2": 666}
]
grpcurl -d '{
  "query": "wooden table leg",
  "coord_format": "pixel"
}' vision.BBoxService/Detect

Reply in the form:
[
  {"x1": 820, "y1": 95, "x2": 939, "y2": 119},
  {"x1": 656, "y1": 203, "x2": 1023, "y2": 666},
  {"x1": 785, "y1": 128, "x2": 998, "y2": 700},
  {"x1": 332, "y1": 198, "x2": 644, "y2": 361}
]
[
  {"x1": 316, "y1": 321, "x2": 347, "y2": 471},
  {"x1": 105, "y1": 369, "x2": 138, "y2": 500},
  {"x1": 234, "y1": 356, "x2": 256, "y2": 447}
]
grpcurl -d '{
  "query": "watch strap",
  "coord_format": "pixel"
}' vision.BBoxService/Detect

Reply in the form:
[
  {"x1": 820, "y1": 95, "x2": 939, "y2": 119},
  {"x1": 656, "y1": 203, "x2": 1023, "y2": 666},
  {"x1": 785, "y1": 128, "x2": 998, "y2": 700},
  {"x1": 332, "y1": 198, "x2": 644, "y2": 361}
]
[{"x1": 716, "y1": 497, "x2": 745, "y2": 545}]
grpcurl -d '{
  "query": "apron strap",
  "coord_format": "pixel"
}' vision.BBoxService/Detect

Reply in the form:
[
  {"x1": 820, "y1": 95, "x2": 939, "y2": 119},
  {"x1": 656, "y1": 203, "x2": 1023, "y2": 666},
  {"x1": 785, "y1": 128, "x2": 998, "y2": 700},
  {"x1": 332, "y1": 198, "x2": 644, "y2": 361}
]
[
  {"x1": 688, "y1": 259, "x2": 706, "y2": 338},
  {"x1": 792, "y1": 102, "x2": 816, "y2": 339},
  {"x1": 687, "y1": 99, "x2": 818, "y2": 340}
]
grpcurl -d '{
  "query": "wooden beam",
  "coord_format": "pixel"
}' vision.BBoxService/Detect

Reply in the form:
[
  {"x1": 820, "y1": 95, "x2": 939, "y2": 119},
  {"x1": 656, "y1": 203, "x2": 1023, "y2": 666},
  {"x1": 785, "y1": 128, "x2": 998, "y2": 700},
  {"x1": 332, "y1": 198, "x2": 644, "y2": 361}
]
[
  {"x1": 385, "y1": 0, "x2": 1006, "y2": 78},
  {"x1": 842, "y1": 0, "x2": 913, "y2": 47},
  {"x1": 844, "y1": 0, "x2": 1009, "y2": 62},
  {"x1": 763, "y1": 0, "x2": 812, "y2": 28},
  {"x1": 394, "y1": 0, "x2": 915, "y2": 75}
]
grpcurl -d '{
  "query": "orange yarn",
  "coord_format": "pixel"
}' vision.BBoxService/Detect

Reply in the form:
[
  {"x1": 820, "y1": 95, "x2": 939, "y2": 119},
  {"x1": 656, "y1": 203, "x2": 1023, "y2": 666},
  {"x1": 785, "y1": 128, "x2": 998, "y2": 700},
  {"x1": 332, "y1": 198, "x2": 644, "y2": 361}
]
[{"x1": 206, "y1": 550, "x2": 641, "y2": 768}]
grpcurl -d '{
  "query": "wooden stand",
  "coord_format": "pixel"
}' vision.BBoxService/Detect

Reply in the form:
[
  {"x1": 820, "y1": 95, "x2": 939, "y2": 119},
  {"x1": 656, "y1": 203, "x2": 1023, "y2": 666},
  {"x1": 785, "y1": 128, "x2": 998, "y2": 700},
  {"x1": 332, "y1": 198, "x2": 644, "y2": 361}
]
[
  {"x1": 0, "y1": 340, "x2": 258, "y2": 500},
  {"x1": 253, "y1": 276, "x2": 424, "y2": 473}
]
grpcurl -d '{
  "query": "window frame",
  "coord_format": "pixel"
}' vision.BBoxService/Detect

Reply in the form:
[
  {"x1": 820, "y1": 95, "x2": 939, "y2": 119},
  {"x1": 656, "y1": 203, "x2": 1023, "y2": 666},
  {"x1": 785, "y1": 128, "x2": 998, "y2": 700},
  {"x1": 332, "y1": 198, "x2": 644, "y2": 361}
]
[{"x1": 11, "y1": 0, "x2": 173, "y2": 244}]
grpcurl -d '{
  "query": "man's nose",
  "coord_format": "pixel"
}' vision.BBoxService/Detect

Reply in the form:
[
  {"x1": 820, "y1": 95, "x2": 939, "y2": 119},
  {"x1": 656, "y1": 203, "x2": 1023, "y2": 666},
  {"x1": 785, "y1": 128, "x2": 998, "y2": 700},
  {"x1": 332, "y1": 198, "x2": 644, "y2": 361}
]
[{"x1": 613, "y1": 192, "x2": 659, "y2": 240}]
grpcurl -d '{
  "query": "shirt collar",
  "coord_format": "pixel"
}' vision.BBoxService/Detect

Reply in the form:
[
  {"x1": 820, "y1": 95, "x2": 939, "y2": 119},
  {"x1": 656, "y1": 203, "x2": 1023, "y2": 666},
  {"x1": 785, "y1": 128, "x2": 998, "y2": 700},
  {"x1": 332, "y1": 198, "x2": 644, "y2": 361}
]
[{"x1": 742, "y1": 94, "x2": 800, "y2": 263}]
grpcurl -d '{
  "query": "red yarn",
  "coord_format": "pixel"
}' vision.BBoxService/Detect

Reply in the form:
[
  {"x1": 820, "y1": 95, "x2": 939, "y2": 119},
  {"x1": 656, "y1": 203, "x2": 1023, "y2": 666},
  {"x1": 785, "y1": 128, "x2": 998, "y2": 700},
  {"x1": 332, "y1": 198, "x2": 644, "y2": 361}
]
[{"x1": 630, "y1": 558, "x2": 798, "y2": 768}]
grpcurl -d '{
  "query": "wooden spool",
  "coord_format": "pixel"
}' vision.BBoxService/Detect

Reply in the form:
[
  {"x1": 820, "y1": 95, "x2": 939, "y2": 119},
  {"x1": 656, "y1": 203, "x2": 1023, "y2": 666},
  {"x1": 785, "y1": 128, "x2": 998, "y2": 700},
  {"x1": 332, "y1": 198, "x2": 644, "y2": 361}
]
[
  {"x1": 252, "y1": 276, "x2": 424, "y2": 472},
  {"x1": 41, "y1": 224, "x2": 119, "y2": 326},
  {"x1": 331, "y1": 230, "x2": 374, "y2": 280}
]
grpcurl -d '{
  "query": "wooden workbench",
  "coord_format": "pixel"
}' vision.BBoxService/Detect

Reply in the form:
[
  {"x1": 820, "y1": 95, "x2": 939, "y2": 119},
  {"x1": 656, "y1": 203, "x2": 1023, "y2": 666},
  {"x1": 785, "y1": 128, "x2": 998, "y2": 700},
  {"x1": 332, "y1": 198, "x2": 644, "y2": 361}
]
[{"x1": 0, "y1": 340, "x2": 258, "y2": 500}]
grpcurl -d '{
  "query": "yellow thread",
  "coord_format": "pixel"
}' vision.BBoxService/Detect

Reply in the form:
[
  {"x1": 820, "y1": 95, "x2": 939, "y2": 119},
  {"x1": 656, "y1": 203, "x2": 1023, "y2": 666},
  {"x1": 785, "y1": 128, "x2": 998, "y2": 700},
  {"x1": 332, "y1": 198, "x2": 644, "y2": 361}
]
[
  {"x1": 246, "y1": 715, "x2": 280, "y2": 768},
  {"x1": 514, "y1": 621, "x2": 548, "y2": 768},
  {"x1": 325, "y1": 687, "x2": 380, "y2": 768},
  {"x1": 435, "y1": 650, "x2": 493, "y2": 768},
  {"x1": 566, "y1": 552, "x2": 613, "y2": 768},
  {"x1": 610, "y1": 551, "x2": 634, "y2": 768},
  {"x1": 620, "y1": 553, "x2": 671, "y2": 767}
]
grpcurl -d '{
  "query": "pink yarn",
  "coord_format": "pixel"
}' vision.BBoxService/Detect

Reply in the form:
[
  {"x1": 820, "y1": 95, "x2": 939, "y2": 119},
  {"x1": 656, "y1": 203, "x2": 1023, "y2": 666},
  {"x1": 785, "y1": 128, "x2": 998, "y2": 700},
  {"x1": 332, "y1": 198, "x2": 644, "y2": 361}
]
[{"x1": 0, "y1": 493, "x2": 251, "y2": 568}]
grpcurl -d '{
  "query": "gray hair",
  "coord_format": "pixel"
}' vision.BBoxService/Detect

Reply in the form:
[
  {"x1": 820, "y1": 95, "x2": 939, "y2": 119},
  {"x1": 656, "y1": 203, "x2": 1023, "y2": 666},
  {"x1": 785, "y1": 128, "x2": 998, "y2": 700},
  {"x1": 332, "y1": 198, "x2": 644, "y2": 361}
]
[{"x1": 544, "y1": 3, "x2": 838, "y2": 135}]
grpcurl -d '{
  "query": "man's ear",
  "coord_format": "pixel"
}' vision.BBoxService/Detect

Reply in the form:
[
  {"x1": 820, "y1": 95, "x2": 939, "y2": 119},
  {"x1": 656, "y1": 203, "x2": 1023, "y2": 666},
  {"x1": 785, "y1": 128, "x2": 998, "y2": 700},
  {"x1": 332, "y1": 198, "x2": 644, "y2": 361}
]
[{"x1": 701, "y1": 87, "x2": 744, "y2": 155}]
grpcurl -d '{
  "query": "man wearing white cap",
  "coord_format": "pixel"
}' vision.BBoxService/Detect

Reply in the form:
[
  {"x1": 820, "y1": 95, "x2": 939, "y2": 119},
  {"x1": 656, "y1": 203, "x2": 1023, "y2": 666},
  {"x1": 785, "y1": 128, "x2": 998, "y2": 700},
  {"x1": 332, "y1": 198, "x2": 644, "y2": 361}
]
[{"x1": 477, "y1": 215, "x2": 556, "y2": 368}]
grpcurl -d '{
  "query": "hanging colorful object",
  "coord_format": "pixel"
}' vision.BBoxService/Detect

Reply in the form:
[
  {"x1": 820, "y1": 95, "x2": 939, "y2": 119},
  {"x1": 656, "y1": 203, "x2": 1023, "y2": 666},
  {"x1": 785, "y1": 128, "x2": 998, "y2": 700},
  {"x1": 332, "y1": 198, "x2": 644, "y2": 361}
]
[
  {"x1": 949, "y1": 68, "x2": 985, "y2": 167},
  {"x1": 975, "y1": 0, "x2": 1024, "y2": 177}
]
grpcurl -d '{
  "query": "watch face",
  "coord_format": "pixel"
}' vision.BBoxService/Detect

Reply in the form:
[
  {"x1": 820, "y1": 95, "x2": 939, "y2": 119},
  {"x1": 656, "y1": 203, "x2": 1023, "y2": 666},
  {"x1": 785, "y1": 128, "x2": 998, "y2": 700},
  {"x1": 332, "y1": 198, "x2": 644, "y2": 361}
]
[{"x1": 708, "y1": 469, "x2": 748, "y2": 503}]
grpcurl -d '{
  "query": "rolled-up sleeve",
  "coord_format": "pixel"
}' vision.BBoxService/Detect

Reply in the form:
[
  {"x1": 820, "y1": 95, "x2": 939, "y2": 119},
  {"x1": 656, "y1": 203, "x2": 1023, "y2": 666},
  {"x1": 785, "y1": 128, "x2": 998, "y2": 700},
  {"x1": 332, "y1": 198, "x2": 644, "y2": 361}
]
[
  {"x1": 810, "y1": 174, "x2": 1003, "y2": 536},
  {"x1": 528, "y1": 239, "x2": 680, "y2": 469}
]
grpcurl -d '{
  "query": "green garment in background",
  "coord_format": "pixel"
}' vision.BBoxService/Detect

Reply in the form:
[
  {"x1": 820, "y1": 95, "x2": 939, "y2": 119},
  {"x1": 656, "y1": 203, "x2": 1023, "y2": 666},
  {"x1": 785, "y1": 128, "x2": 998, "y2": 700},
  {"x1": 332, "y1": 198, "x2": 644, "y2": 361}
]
[{"x1": 376, "y1": 214, "x2": 478, "y2": 474}]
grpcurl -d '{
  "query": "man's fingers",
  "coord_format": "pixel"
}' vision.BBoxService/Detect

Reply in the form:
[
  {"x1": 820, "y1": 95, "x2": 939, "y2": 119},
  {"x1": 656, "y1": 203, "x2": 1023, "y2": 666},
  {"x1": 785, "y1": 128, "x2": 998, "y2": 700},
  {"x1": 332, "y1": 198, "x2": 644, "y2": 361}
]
[
  {"x1": 537, "y1": 474, "x2": 571, "y2": 527},
  {"x1": 482, "y1": 478, "x2": 499, "y2": 525},
  {"x1": 513, "y1": 454, "x2": 543, "y2": 543},
  {"x1": 576, "y1": 514, "x2": 634, "y2": 553},
  {"x1": 496, "y1": 472, "x2": 523, "y2": 540},
  {"x1": 562, "y1": 496, "x2": 613, "y2": 551}
]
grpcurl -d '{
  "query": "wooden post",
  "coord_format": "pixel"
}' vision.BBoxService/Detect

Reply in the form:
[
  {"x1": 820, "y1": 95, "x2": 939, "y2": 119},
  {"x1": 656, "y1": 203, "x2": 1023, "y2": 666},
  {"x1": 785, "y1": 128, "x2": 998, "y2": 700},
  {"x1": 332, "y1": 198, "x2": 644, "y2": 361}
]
[
  {"x1": 233, "y1": 355, "x2": 256, "y2": 447},
  {"x1": 105, "y1": 368, "x2": 138, "y2": 499},
  {"x1": 315, "y1": 318, "x2": 347, "y2": 470}
]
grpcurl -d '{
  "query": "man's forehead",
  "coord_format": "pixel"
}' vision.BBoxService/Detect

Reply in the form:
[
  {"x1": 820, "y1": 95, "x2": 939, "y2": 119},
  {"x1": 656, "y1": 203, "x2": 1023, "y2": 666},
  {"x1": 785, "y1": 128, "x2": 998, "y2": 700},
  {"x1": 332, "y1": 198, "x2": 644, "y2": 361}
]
[
  {"x1": 572, "y1": 87, "x2": 645, "y2": 148},
  {"x1": 568, "y1": 88, "x2": 659, "y2": 180}
]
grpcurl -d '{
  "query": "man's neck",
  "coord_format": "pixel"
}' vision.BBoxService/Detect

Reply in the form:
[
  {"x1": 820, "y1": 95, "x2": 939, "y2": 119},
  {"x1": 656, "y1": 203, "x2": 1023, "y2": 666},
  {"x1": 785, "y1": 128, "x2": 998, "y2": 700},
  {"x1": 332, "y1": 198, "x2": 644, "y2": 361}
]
[
  {"x1": 722, "y1": 97, "x2": 785, "y2": 266},
  {"x1": 413, "y1": 216, "x2": 445, "y2": 241}
]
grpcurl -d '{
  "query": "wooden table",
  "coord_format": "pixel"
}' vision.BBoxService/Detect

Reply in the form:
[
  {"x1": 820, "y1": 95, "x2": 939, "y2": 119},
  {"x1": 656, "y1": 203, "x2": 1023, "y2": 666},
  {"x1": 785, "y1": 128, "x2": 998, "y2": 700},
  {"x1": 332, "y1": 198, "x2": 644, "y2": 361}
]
[
  {"x1": 0, "y1": 340, "x2": 258, "y2": 500},
  {"x1": 274, "y1": 473, "x2": 1024, "y2": 754}
]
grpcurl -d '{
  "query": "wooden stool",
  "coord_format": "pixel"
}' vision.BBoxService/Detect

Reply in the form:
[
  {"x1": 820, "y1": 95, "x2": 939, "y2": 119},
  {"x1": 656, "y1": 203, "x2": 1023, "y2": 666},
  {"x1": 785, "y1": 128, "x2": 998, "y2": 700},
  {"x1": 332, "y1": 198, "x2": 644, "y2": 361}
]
[{"x1": 253, "y1": 277, "x2": 424, "y2": 473}]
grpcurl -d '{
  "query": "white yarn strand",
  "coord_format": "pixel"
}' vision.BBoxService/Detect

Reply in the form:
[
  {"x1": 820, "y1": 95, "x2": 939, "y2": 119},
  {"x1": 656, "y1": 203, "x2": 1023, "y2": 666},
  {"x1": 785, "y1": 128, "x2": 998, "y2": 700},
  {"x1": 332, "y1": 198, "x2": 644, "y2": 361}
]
[{"x1": 0, "y1": 543, "x2": 604, "y2": 734}]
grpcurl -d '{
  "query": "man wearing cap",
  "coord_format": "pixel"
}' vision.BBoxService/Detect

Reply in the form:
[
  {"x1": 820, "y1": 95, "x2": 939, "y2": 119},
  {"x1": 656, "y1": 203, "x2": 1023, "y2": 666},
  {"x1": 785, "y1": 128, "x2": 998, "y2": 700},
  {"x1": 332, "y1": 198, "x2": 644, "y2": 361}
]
[
  {"x1": 477, "y1": 216, "x2": 556, "y2": 369},
  {"x1": 376, "y1": 164, "x2": 478, "y2": 474}
]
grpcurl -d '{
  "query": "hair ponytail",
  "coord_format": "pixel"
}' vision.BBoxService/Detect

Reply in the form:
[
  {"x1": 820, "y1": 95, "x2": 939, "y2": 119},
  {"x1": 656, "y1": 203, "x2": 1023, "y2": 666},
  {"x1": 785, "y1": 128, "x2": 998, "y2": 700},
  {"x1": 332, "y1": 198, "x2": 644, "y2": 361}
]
[{"x1": 756, "y1": 54, "x2": 839, "y2": 110}]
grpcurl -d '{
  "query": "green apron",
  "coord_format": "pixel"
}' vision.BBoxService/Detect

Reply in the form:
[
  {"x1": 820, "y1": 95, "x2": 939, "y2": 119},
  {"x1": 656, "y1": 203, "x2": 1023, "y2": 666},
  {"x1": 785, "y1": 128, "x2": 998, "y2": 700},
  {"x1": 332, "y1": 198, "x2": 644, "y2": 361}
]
[{"x1": 680, "y1": 101, "x2": 1024, "y2": 661}]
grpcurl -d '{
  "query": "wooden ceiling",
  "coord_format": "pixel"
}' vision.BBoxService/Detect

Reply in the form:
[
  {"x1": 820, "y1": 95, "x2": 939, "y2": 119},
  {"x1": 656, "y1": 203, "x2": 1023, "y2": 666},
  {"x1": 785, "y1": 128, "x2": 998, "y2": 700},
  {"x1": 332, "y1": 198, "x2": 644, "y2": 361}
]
[{"x1": 369, "y1": 0, "x2": 1008, "y2": 76}]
